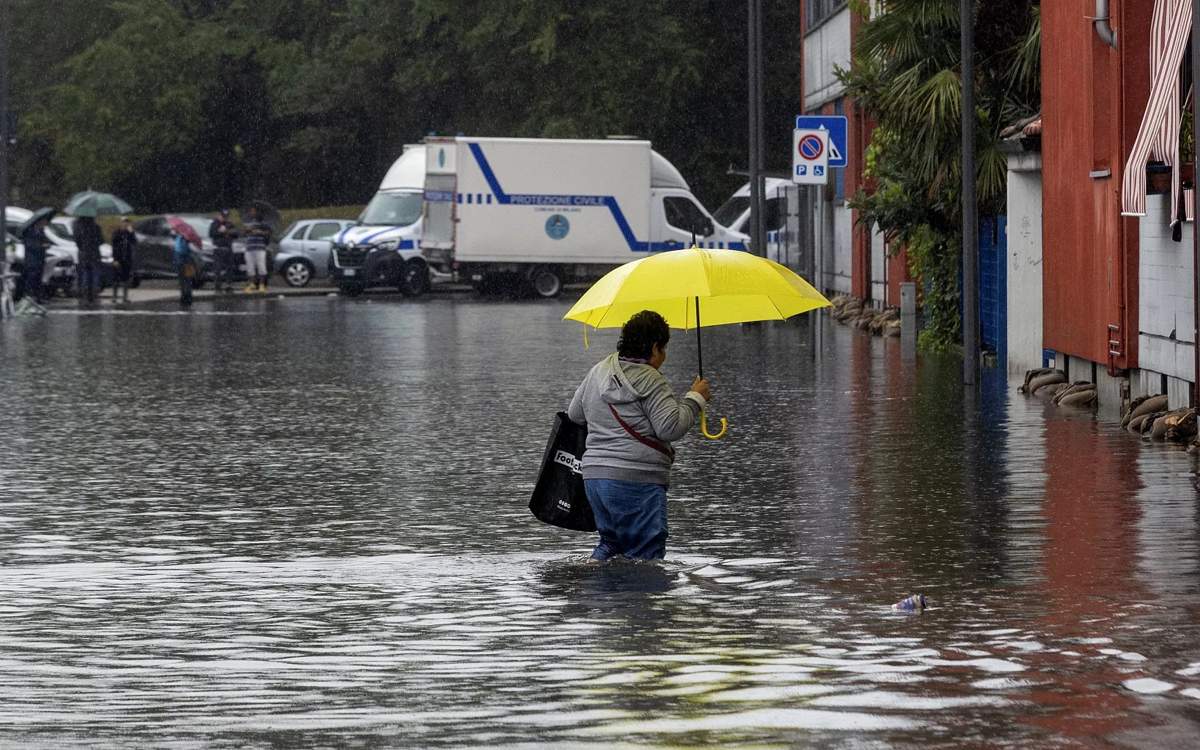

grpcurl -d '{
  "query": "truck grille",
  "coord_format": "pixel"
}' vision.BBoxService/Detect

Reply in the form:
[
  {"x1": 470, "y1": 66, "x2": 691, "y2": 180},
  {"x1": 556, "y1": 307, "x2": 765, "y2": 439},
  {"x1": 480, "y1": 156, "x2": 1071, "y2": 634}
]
[{"x1": 335, "y1": 246, "x2": 367, "y2": 267}]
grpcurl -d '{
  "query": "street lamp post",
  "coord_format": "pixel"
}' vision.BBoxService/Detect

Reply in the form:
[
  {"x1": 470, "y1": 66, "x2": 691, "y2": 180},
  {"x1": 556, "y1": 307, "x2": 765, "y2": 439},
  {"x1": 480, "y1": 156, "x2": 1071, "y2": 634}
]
[
  {"x1": 0, "y1": 0, "x2": 10, "y2": 321},
  {"x1": 747, "y1": 0, "x2": 766, "y2": 257},
  {"x1": 0, "y1": 0, "x2": 8, "y2": 260},
  {"x1": 961, "y1": 0, "x2": 979, "y2": 385}
]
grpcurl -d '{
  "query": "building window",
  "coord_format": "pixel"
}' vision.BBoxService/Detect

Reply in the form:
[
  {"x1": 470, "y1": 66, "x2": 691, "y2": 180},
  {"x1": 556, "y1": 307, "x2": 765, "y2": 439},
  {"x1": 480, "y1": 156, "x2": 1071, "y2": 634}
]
[{"x1": 806, "y1": 0, "x2": 847, "y2": 30}]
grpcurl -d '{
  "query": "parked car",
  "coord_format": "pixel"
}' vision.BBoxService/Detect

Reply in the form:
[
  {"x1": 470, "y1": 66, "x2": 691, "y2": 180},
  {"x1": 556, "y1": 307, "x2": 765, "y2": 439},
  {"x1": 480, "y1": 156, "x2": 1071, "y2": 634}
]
[
  {"x1": 274, "y1": 219, "x2": 354, "y2": 287},
  {"x1": 4, "y1": 207, "x2": 79, "y2": 296},
  {"x1": 133, "y1": 214, "x2": 256, "y2": 287}
]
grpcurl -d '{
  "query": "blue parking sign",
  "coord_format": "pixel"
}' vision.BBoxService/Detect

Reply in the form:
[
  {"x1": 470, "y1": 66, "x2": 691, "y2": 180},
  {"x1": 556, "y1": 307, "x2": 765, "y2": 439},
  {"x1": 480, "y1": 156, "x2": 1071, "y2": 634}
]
[{"x1": 795, "y1": 115, "x2": 847, "y2": 168}]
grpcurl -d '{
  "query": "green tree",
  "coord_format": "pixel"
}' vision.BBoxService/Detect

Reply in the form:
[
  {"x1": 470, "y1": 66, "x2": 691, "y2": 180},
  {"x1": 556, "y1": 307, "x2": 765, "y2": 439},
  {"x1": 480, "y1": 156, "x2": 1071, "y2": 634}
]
[
  {"x1": 838, "y1": 0, "x2": 1040, "y2": 351},
  {"x1": 9, "y1": 0, "x2": 801, "y2": 213}
]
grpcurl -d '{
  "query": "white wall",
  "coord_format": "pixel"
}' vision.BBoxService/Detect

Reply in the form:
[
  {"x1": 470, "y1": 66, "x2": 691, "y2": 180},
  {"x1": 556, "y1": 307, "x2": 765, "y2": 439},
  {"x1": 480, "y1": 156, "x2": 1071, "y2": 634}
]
[
  {"x1": 803, "y1": 9, "x2": 851, "y2": 109},
  {"x1": 830, "y1": 202, "x2": 853, "y2": 294},
  {"x1": 870, "y1": 225, "x2": 886, "y2": 306},
  {"x1": 1138, "y1": 193, "x2": 1196, "y2": 404},
  {"x1": 1005, "y1": 150, "x2": 1044, "y2": 377},
  {"x1": 804, "y1": 6, "x2": 853, "y2": 296}
]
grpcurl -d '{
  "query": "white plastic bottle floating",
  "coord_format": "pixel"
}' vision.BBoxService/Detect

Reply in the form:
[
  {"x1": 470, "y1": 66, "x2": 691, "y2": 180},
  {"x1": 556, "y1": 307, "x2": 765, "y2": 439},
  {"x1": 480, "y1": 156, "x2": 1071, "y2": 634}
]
[{"x1": 892, "y1": 593, "x2": 927, "y2": 612}]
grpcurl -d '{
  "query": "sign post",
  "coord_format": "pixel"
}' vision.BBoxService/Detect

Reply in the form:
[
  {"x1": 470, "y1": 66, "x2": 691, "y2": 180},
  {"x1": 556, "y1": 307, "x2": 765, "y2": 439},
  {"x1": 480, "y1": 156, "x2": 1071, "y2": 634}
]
[{"x1": 792, "y1": 128, "x2": 829, "y2": 185}]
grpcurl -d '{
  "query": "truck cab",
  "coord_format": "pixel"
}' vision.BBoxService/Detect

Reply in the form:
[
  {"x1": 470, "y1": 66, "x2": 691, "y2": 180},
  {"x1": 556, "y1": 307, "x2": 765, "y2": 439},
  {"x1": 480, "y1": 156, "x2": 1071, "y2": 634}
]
[
  {"x1": 712, "y1": 177, "x2": 791, "y2": 262},
  {"x1": 648, "y1": 154, "x2": 749, "y2": 252},
  {"x1": 329, "y1": 145, "x2": 431, "y2": 296}
]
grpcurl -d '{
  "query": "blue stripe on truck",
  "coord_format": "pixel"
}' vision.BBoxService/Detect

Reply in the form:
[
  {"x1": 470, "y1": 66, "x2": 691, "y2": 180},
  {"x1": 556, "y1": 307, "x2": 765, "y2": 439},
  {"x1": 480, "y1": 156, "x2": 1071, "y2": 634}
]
[{"x1": 466, "y1": 142, "x2": 735, "y2": 253}]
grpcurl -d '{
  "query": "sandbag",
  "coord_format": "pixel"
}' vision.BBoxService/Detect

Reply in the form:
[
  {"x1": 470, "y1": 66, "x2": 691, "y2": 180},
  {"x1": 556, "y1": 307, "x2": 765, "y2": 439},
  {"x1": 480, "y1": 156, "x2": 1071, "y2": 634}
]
[
  {"x1": 1028, "y1": 371, "x2": 1067, "y2": 395},
  {"x1": 1129, "y1": 394, "x2": 1169, "y2": 423},
  {"x1": 1059, "y1": 389, "x2": 1097, "y2": 408}
]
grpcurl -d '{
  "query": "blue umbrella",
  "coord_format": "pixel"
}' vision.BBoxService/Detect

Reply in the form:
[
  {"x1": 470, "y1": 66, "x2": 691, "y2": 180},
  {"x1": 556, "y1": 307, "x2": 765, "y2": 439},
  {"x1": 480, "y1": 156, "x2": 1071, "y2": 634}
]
[{"x1": 65, "y1": 191, "x2": 133, "y2": 217}]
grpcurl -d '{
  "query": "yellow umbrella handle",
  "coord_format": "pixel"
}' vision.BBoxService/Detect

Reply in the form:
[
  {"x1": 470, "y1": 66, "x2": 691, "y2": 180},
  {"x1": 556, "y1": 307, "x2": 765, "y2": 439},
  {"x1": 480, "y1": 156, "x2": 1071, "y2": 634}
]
[{"x1": 700, "y1": 410, "x2": 728, "y2": 440}]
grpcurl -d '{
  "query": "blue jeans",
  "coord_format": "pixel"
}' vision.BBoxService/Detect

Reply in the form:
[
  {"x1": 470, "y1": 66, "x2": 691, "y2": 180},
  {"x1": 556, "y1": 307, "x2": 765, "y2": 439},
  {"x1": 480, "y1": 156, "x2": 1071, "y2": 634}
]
[
  {"x1": 584, "y1": 479, "x2": 668, "y2": 560},
  {"x1": 77, "y1": 260, "x2": 101, "y2": 302}
]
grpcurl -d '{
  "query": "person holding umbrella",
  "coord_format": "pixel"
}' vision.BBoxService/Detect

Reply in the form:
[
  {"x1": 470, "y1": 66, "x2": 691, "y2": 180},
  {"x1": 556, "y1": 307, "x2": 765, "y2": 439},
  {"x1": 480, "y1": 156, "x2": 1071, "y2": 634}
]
[
  {"x1": 566, "y1": 310, "x2": 711, "y2": 561},
  {"x1": 241, "y1": 205, "x2": 271, "y2": 293},
  {"x1": 18, "y1": 208, "x2": 53, "y2": 304},
  {"x1": 71, "y1": 207, "x2": 104, "y2": 305},
  {"x1": 561, "y1": 246, "x2": 832, "y2": 559},
  {"x1": 208, "y1": 209, "x2": 237, "y2": 294},
  {"x1": 167, "y1": 216, "x2": 202, "y2": 305}
]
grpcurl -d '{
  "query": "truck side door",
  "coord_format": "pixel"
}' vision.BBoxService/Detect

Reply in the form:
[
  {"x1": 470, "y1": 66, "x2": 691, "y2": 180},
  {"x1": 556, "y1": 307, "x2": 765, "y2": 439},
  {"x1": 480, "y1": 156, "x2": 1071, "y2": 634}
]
[{"x1": 421, "y1": 175, "x2": 457, "y2": 251}]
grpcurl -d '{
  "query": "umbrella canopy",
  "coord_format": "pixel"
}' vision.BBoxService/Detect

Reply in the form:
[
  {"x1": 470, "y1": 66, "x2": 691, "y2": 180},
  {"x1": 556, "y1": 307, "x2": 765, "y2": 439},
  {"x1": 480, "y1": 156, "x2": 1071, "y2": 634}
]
[
  {"x1": 17, "y1": 207, "x2": 55, "y2": 237},
  {"x1": 167, "y1": 216, "x2": 203, "y2": 247},
  {"x1": 564, "y1": 247, "x2": 830, "y2": 331},
  {"x1": 564, "y1": 247, "x2": 831, "y2": 440},
  {"x1": 242, "y1": 199, "x2": 281, "y2": 232},
  {"x1": 65, "y1": 191, "x2": 134, "y2": 217}
]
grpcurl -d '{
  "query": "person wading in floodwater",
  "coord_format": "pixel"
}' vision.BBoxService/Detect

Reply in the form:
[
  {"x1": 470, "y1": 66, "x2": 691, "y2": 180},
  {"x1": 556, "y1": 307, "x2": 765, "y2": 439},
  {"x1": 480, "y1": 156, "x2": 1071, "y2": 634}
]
[{"x1": 567, "y1": 310, "x2": 711, "y2": 561}]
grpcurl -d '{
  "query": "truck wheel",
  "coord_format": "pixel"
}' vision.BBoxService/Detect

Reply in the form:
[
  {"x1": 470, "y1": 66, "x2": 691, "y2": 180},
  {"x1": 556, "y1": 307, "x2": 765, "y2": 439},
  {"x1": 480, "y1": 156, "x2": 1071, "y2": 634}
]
[
  {"x1": 531, "y1": 268, "x2": 562, "y2": 298},
  {"x1": 338, "y1": 282, "x2": 365, "y2": 297},
  {"x1": 399, "y1": 259, "x2": 430, "y2": 297}
]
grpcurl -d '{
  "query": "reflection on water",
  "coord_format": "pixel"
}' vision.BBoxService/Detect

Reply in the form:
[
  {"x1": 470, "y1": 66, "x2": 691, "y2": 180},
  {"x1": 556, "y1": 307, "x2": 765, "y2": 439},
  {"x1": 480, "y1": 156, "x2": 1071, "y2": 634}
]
[{"x1": 1, "y1": 297, "x2": 1198, "y2": 748}]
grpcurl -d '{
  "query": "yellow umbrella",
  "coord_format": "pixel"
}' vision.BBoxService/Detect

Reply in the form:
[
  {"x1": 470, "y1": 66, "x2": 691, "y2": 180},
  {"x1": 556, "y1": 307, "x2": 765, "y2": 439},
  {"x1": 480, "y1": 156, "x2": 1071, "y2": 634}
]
[{"x1": 564, "y1": 247, "x2": 831, "y2": 439}]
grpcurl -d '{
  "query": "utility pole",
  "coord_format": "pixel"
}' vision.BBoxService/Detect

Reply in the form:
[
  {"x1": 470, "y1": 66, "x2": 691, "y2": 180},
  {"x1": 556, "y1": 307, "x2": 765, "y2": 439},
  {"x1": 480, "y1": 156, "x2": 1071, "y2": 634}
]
[
  {"x1": 747, "y1": 0, "x2": 766, "y2": 257},
  {"x1": 960, "y1": 0, "x2": 979, "y2": 385},
  {"x1": 1193, "y1": 0, "x2": 1200, "y2": 407},
  {"x1": 1, "y1": 0, "x2": 9, "y2": 242}
]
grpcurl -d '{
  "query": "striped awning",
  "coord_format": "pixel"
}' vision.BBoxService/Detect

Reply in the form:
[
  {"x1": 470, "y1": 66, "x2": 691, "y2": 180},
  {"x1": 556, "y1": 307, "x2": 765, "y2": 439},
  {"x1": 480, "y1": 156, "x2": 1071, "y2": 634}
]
[{"x1": 1121, "y1": 0, "x2": 1192, "y2": 220}]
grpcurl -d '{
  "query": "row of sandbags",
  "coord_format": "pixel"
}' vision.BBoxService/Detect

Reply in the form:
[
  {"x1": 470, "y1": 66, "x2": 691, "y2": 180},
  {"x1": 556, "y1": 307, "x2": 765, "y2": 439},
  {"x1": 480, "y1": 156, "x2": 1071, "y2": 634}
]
[
  {"x1": 829, "y1": 295, "x2": 901, "y2": 337},
  {"x1": 1020, "y1": 371, "x2": 1197, "y2": 447},
  {"x1": 1122, "y1": 394, "x2": 1198, "y2": 447},
  {"x1": 1017, "y1": 368, "x2": 1098, "y2": 407}
]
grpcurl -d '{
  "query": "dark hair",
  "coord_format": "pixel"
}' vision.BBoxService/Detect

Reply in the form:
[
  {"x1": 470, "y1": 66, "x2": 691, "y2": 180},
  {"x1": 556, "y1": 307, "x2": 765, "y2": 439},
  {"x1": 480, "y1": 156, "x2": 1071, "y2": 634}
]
[{"x1": 618, "y1": 310, "x2": 670, "y2": 359}]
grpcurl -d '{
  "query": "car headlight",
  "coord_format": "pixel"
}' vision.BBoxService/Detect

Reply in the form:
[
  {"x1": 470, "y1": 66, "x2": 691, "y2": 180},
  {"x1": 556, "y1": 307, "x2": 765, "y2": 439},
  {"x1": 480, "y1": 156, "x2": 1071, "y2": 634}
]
[{"x1": 374, "y1": 240, "x2": 399, "y2": 252}]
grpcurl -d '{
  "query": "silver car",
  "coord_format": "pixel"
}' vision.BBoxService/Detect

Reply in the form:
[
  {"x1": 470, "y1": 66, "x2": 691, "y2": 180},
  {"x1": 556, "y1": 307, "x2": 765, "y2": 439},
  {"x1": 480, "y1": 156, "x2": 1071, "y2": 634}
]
[{"x1": 274, "y1": 219, "x2": 354, "y2": 287}]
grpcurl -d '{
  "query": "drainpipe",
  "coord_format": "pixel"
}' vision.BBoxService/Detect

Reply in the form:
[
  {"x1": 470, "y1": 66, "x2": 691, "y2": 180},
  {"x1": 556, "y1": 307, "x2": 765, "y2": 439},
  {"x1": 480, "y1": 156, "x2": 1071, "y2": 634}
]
[{"x1": 1094, "y1": 0, "x2": 1118, "y2": 48}]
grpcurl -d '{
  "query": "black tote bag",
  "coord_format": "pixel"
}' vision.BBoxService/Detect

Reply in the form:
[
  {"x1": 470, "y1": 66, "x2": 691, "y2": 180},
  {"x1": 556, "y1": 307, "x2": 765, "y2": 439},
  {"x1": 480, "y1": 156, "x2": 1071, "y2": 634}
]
[{"x1": 529, "y1": 412, "x2": 596, "y2": 531}]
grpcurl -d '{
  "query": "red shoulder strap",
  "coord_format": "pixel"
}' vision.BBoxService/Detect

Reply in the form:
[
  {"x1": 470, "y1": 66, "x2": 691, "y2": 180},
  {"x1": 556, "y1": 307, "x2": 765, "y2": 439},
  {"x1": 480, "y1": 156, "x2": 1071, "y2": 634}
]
[{"x1": 608, "y1": 404, "x2": 674, "y2": 458}]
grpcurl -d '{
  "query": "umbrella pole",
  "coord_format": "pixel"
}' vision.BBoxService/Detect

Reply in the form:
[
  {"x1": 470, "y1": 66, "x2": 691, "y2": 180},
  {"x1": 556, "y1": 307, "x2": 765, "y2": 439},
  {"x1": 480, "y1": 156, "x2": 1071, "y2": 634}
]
[{"x1": 695, "y1": 295, "x2": 703, "y2": 379}]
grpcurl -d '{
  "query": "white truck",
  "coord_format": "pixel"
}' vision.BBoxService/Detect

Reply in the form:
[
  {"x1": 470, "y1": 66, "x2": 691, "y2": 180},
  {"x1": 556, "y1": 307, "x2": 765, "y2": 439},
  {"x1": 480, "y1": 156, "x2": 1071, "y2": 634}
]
[
  {"x1": 329, "y1": 144, "x2": 431, "y2": 296},
  {"x1": 419, "y1": 136, "x2": 748, "y2": 297},
  {"x1": 712, "y1": 177, "x2": 792, "y2": 264}
]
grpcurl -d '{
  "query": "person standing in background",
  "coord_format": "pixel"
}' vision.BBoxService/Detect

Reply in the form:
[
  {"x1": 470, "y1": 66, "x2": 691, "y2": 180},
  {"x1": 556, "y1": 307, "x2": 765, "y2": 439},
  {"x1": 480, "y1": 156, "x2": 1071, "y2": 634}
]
[
  {"x1": 19, "y1": 214, "x2": 50, "y2": 304},
  {"x1": 72, "y1": 213, "x2": 103, "y2": 305},
  {"x1": 110, "y1": 217, "x2": 137, "y2": 303},
  {"x1": 173, "y1": 229, "x2": 198, "y2": 305},
  {"x1": 241, "y1": 206, "x2": 271, "y2": 293},
  {"x1": 209, "y1": 209, "x2": 236, "y2": 294}
]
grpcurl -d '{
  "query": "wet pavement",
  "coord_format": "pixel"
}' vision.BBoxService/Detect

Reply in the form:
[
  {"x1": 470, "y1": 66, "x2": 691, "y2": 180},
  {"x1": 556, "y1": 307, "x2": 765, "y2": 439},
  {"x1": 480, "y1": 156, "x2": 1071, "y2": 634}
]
[{"x1": 0, "y1": 296, "x2": 1198, "y2": 748}]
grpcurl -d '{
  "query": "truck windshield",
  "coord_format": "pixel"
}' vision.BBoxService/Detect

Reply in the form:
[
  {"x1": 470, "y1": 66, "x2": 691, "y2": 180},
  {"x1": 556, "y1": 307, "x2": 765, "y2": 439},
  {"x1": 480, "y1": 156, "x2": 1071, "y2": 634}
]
[
  {"x1": 712, "y1": 196, "x2": 749, "y2": 229},
  {"x1": 359, "y1": 192, "x2": 422, "y2": 227}
]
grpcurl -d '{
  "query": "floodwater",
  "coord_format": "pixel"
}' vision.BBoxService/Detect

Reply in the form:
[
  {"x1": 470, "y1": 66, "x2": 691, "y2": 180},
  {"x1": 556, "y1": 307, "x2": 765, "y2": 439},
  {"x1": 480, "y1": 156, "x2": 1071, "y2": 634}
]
[{"x1": 1, "y1": 296, "x2": 1198, "y2": 748}]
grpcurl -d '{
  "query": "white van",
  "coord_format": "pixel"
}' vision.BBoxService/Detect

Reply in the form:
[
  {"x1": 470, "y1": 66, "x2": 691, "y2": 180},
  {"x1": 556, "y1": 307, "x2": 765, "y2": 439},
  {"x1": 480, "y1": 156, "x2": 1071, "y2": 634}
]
[
  {"x1": 329, "y1": 145, "x2": 430, "y2": 296},
  {"x1": 420, "y1": 136, "x2": 748, "y2": 297},
  {"x1": 712, "y1": 177, "x2": 791, "y2": 263}
]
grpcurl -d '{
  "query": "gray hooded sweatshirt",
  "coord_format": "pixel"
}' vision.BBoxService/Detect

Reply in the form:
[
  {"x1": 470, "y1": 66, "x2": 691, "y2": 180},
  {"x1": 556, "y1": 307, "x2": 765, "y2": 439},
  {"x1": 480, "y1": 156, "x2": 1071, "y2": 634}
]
[{"x1": 567, "y1": 353, "x2": 707, "y2": 486}]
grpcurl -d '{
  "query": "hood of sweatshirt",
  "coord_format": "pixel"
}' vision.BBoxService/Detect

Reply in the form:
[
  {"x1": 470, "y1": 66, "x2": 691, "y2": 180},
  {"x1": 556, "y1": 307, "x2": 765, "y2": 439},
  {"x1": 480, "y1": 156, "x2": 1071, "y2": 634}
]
[{"x1": 597, "y1": 353, "x2": 662, "y2": 405}]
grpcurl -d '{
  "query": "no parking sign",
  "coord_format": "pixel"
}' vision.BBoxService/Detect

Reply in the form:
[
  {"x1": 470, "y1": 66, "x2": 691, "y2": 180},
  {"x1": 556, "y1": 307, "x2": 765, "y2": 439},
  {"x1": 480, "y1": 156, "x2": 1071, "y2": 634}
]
[{"x1": 792, "y1": 128, "x2": 829, "y2": 185}]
